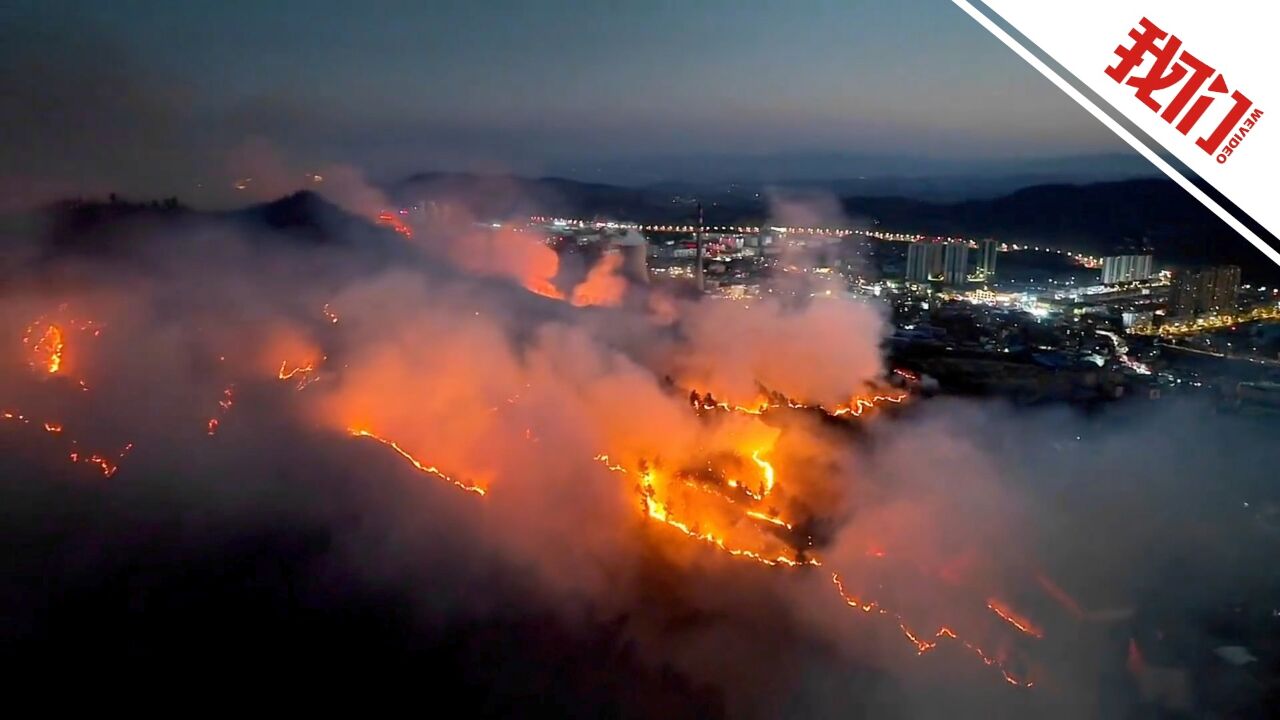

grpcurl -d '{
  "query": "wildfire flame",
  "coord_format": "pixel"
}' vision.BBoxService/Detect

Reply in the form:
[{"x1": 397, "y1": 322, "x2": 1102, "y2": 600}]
[
  {"x1": 636, "y1": 466, "x2": 814, "y2": 568},
  {"x1": 690, "y1": 388, "x2": 907, "y2": 421},
  {"x1": 570, "y1": 252, "x2": 626, "y2": 308},
  {"x1": 376, "y1": 211, "x2": 413, "y2": 238},
  {"x1": 33, "y1": 323, "x2": 64, "y2": 374},
  {"x1": 525, "y1": 279, "x2": 565, "y2": 301},
  {"x1": 349, "y1": 428, "x2": 486, "y2": 496},
  {"x1": 518, "y1": 249, "x2": 628, "y2": 307},
  {"x1": 595, "y1": 453, "x2": 814, "y2": 568},
  {"x1": 3, "y1": 409, "x2": 131, "y2": 478},
  {"x1": 2, "y1": 298, "x2": 1039, "y2": 693},
  {"x1": 833, "y1": 574, "x2": 1034, "y2": 687},
  {"x1": 22, "y1": 319, "x2": 68, "y2": 374},
  {"x1": 986, "y1": 598, "x2": 1044, "y2": 639},
  {"x1": 745, "y1": 509, "x2": 792, "y2": 530},
  {"x1": 829, "y1": 393, "x2": 907, "y2": 417},
  {"x1": 20, "y1": 312, "x2": 104, "y2": 384},
  {"x1": 278, "y1": 359, "x2": 321, "y2": 390},
  {"x1": 590, "y1": 439, "x2": 1038, "y2": 686},
  {"x1": 750, "y1": 450, "x2": 776, "y2": 497}
]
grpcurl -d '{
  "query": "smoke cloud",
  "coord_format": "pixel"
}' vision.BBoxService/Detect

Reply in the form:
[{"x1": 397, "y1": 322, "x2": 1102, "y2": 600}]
[{"x1": 0, "y1": 184, "x2": 1276, "y2": 718}]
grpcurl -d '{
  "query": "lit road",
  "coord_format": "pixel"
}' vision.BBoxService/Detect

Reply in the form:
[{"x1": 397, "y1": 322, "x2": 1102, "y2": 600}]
[
  {"x1": 529, "y1": 216, "x2": 1104, "y2": 268},
  {"x1": 1133, "y1": 303, "x2": 1280, "y2": 336}
]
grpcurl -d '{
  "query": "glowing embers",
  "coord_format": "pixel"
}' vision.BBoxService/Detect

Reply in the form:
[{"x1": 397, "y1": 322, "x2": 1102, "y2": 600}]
[
  {"x1": 595, "y1": 452, "x2": 815, "y2": 568},
  {"x1": 2, "y1": 409, "x2": 132, "y2": 478},
  {"x1": 322, "y1": 303, "x2": 339, "y2": 325},
  {"x1": 376, "y1": 211, "x2": 413, "y2": 238},
  {"x1": 70, "y1": 444, "x2": 133, "y2": 478},
  {"x1": 832, "y1": 574, "x2": 1035, "y2": 688},
  {"x1": 207, "y1": 384, "x2": 235, "y2": 436},
  {"x1": 349, "y1": 428, "x2": 486, "y2": 496}
]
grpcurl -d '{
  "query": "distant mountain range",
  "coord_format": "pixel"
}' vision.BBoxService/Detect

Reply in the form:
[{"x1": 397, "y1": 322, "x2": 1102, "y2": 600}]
[
  {"x1": 840, "y1": 180, "x2": 1232, "y2": 257},
  {"x1": 541, "y1": 152, "x2": 1163, "y2": 199},
  {"x1": 388, "y1": 159, "x2": 1170, "y2": 219},
  {"x1": 34, "y1": 190, "x2": 400, "y2": 260},
  {"x1": 387, "y1": 173, "x2": 1271, "y2": 275},
  {"x1": 21, "y1": 174, "x2": 1277, "y2": 282},
  {"x1": 392, "y1": 172, "x2": 662, "y2": 222}
]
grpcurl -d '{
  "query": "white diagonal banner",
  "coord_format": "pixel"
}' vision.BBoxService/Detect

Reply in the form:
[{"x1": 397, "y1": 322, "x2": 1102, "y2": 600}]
[{"x1": 954, "y1": 0, "x2": 1279, "y2": 268}]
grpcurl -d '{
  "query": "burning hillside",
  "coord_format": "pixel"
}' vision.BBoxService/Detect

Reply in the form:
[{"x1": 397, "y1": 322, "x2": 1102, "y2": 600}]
[
  {"x1": 0, "y1": 203, "x2": 1038, "y2": 685},
  {"x1": 4, "y1": 195, "x2": 1273, "y2": 718}
]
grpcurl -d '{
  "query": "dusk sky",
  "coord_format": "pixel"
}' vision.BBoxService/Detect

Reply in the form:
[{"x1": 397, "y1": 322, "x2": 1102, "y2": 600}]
[{"x1": 1, "y1": 0, "x2": 1134, "y2": 204}]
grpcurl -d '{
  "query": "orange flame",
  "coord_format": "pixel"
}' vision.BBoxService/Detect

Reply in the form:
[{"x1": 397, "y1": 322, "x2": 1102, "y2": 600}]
[
  {"x1": 570, "y1": 252, "x2": 626, "y2": 308},
  {"x1": 2, "y1": 304, "x2": 1029, "y2": 693},
  {"x1": 833, "y1": 574, "x2": 1034, "y2": 687},
  {"x1": 690, "y1": 388, "x2": 907, "y2": 421},
  {"x1": 829, "y1": 393, "x2": 907, "y2": 417},
  {"x1": 21, "y1": 321, "x2": 65, "y2": 374},
  {"x1": 986, "y1": 598, "x2": 1044, "y2": 639},
  {"x1": 594, "y1": 454, "x2": 814, "y2": 568},
  {"x1": 745, "y1": 509, "x2": 793, "y2": 530},
  {"x1": 3, "y1": 409, "x2": 131, "y2": 478},
  {"x1": 277, "y1": 360, "x2": 313, "y2": 380},
  {"x1": 637, "y1": 466, "x2": 813, "y2": 567},
  {"x1": 349, "y1": 428, "x2": 486, "y2": 496},
  {"x1": 278, "y1": 359, "x2": 321, "y2": 390},
  {"x1": 525, "y1": 279, "x2": 565, "y2": 301},
  {"x1": 750, "y1": 450, "x2": 776, "y2": 497},
  {"x1": 21, "y1": 313, "x2": 103, "y2": 380},
  {"x1": 35, "y1": 324, "x2": 64, "y2": 374}
]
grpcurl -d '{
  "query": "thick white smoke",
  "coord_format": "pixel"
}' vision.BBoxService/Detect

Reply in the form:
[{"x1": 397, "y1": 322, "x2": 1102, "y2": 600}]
[{"x1": 0, "y1": 187, "x2": 1275, "y2": 719}]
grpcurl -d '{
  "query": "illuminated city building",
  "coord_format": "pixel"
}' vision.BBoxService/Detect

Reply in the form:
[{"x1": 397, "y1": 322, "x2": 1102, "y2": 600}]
[
  {"x1": 1101, "y1": 254, "x2": 1154, "y2": 284},
  {"x1": 905, "y1": 242, "x2": 944, "y2": 282},
  {"x1": 943, "y1": 243, "x2": 969, "y2": 286},
  {"x1": 1169, "y1": 265, "x2": 1241, "y2": 317},
  {"x1": 978, "y1": 238, "x2": 998, "y2": 278}
]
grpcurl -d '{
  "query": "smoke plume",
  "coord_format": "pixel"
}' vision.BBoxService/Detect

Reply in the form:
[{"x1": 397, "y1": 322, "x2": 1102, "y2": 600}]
[{"x1": 0, "y1": 185, "x2": 1276, "y2": 718}]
